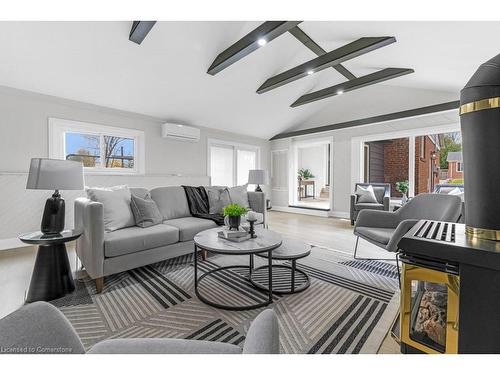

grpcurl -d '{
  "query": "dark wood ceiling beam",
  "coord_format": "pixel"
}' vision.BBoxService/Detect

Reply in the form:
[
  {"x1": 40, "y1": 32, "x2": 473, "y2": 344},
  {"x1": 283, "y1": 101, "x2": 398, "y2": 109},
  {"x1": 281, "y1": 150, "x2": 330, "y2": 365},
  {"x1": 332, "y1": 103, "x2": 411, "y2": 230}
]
[
  {"x1": 129, "y1": 21, "x2": 157, "y2": 45},
  {"x1": 207, "y1": 21, "x2": 302, "y2": 75},
  {"x1": 288, "y1": 26, "x2": 356, "y2": 80},
  {"x1": 290, "y1": 67, "x2": 414, "y2": 107},
  {"x1": 257, "y1": 37, "x2": 396, "y2": 94},
  {"x1": 270, "y1": 101, "x2": 460, "y2": 141}
]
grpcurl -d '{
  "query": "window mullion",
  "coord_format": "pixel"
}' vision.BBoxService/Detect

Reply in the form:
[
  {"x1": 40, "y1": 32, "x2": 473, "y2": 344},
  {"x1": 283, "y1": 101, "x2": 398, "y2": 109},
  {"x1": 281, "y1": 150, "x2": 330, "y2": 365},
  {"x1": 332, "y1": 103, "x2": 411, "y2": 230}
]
[{"x1": 100, "y1": 134, "x2": 105, "y2": 169}]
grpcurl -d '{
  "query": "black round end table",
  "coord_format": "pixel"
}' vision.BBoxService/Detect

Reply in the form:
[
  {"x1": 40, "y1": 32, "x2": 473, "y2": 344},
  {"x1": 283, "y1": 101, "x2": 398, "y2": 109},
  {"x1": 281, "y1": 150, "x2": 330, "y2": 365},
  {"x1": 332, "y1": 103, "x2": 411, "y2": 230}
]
[
  {"x1": 250, "y1": 238, "x2": 311, "y2": 294},
  {"x1": 19, "y1": 229, "x2": 82, "y2": 303}
]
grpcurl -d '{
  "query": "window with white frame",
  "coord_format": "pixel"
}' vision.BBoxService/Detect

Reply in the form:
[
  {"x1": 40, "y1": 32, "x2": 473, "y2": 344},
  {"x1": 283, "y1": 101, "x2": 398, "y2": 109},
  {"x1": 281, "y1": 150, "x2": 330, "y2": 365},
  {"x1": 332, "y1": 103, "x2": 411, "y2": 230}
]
[
  {"x1": 48, "y1": 118, "x2": 145, "y2": 174},
  {"x1": 208, "y1": 139, "x2": 260, "y2": 187},
  {"x1": 456, "y1": 162, "x2": 463, "y2": 172}
]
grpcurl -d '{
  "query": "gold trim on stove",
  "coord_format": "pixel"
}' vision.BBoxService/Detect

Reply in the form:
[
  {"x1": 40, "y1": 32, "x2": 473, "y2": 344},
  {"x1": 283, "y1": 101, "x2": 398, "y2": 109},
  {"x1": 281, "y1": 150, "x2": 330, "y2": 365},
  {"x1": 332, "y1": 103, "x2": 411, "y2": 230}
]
[
  {"x1": 400, "y1": 264, "x2": 459, "y2": 354},
  {"x1": 459, "y1": 97, "x2": 500, "y2": 115},
  {"x1": 466, "y1": 225, "x2": 500, "y2": 241}
]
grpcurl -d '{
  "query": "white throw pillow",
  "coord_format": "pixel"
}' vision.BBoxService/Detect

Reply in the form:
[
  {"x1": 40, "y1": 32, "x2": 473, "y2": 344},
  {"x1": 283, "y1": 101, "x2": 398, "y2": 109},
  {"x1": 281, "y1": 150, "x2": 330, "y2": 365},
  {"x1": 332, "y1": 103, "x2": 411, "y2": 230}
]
[
  {"x1": 227, "y1": 184, "x2": 250, "y2": 208},
  {"x1": 86, "y1": 185, "x2": 135, "y2": 232},
  {"x1": 355, "y1": 185, "x2": 378, "y2": 204}
]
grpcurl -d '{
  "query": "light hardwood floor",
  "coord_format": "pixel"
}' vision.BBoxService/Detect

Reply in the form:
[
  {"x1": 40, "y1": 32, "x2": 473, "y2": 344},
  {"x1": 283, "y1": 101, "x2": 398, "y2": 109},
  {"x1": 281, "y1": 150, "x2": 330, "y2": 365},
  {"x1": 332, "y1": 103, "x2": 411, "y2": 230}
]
[{"x1": 267, "y1": 210, "x2": 400, "y2": 354}]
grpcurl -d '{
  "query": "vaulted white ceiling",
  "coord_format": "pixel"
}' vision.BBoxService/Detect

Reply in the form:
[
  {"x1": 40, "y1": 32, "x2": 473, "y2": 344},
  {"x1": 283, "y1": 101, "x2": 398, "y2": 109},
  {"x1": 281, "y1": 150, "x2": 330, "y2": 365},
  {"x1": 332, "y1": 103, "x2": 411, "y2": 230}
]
[{"x1": 0, "y1": 21, "x2": 498, "y2": 139}]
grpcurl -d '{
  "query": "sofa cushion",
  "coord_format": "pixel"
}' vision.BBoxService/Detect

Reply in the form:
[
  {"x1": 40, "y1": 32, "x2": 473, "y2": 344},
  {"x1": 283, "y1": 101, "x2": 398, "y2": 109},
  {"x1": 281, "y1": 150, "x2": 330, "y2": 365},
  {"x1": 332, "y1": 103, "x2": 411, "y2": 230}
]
[
  {"x1": 150, "y1": 186, "x2": 191, "y2": 220},
  {"x1": 104, "y1": 224, "x2": 179, "y2": 258},
  {"x1": 130, "y1": 193, "x2": 163, "y2": 228},
  {"x1": 227, "y1": 184, "x2": 250, "y2": 208},
  {"x1": 205, "y1": 187, "x2": 231, "y2": 214},
  {"x1": 355, "y1": 202, "x2": 384, "y2": 211},
  {"x1": 86, "y1": 185, "x2": 135, "y2": 232},
  {"x1": 355, "y1": 227, "x2": 394, "y2": 245},
  {"x1": 129, "y1": 187, "x2": 150, "y2": 199},
  {"x1": 163, "y1": 217, "x2": 218, "y2": 242}
]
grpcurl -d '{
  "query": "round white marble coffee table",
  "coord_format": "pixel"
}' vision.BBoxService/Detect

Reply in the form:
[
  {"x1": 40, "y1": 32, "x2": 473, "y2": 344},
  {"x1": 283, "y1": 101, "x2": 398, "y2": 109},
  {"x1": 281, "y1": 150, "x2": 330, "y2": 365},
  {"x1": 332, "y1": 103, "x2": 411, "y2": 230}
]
[{"x1": 193, "y1": 227, "x2": 282, "y2": 311}]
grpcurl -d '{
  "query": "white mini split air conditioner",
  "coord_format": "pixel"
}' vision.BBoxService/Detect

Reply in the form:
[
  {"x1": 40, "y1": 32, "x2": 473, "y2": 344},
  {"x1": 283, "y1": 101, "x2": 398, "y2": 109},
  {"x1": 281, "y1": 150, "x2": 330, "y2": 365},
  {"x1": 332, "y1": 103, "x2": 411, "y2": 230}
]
[{"x1": 161, "y1": 123, "x2": 200, "y2": 142}]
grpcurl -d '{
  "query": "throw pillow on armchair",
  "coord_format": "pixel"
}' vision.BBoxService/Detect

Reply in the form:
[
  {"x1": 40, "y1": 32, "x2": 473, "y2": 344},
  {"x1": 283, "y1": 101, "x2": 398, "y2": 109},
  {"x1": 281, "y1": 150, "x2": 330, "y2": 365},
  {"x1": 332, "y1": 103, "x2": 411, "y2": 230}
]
[{"x1": 355, "y1": 185, "x2": 378, "y2": 204}]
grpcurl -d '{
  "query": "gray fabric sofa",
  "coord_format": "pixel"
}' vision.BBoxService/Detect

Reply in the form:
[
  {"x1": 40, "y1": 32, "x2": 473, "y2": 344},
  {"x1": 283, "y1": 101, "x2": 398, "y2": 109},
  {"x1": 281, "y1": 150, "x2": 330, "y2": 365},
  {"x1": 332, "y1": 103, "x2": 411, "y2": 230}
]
[
  {"x1": 0, "y1": 302, "x2": 279, "y2": 354},
  {"x1": 75, "y1": 186, "x2": 266, "y2": 292},
  {"x1": 350, "y1": 183, "x2": 391, "y2": 225}
]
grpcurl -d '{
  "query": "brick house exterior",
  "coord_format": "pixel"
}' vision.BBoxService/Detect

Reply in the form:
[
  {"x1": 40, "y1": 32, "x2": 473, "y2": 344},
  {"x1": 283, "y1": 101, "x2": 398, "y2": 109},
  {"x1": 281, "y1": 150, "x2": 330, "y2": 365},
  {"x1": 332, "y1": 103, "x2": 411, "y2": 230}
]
[
  {"x1": 414, "y1": 135, "x2": 440, "y2": 194},
  {"x1": 365, "y1": 135, "x2": 440, "y2": 197},
  {"x1": 383, "y1": 138, "x2": 409, "y2": 197},
  {"x1": 447, "y1": 151, "x2": 464, "y2": 180}
]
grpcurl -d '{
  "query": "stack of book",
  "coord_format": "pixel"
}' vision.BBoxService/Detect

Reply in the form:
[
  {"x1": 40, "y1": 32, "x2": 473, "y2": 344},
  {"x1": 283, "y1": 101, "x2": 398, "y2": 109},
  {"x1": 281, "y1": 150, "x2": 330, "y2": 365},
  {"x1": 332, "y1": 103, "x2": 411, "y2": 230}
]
[{"x1": 217, "y1": 228, "x2": 251, "y2": 242}]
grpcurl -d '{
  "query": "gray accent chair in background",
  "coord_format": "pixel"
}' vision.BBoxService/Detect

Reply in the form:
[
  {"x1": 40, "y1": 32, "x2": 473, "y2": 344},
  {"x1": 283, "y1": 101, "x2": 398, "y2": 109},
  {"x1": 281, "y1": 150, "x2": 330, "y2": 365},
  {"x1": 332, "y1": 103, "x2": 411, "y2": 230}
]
[
  {"x1": 350, "y1": 183, "x2": 391, "y2": 225},
  {"x1": 434, "y1": 183, "x2": 465, "y2": 223},
  {"x1": 353, "y1": 193, "x2": 462, "y2": 260},
  {"x1": 0, "y1": 302, "x2": 279, "y2": 354},
  {"x1": 433, "y1": 184, "x2": 464, "y2": 194}
]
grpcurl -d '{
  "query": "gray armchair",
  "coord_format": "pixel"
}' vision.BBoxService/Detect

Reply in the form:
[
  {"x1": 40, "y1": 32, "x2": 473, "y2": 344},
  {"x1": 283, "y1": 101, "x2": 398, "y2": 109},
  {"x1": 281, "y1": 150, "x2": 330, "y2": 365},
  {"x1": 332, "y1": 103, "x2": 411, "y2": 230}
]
[
  {"x1": 0, "y1": 302, "x2": 279, "y2": 354},
  {"x1": 353, "y1": 193, "x2": 462, "y2": 259},
  {"x1": 350, "y1": 183, "x2": 391, "y2": 225}
]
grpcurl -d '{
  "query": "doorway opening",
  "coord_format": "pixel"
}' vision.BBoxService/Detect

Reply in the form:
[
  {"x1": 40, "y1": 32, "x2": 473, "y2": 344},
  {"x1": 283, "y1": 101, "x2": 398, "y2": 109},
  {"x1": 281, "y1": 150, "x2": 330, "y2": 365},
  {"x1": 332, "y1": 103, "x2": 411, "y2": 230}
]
[{"x1": 291, "y1": 139, "x2": 332, "y2": 211}]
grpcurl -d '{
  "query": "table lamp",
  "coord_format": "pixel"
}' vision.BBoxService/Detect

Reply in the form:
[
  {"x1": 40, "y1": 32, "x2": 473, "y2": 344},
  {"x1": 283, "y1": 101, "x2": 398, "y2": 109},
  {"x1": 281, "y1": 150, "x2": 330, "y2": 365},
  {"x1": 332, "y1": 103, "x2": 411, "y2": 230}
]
[
  {"x1": 26, "y1": 158, "x2": 84, "y2": 235},
  {"x1": 248, "y1": 169, "x2": 269, "y2": 192}
]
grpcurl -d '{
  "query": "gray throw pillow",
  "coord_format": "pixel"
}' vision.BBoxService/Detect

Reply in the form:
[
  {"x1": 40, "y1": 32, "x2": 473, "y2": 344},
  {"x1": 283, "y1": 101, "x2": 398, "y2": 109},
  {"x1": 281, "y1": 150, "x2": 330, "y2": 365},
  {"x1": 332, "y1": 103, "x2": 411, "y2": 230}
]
[
  {"x1": 86, "y1": 185, "x2": 135, "y2": 232},
  {"x1": 355, "y1": 185, "x2": 378, "y2": 204},
  {"x1": 205, "y1": 187, "x2": 231, "y2": 214},
  {"x1": 227, "y1": 184, "x2": 250, "y2": 208},
  {"x1": 130, "y1": 193, "x2": 163, "y2": 228}
]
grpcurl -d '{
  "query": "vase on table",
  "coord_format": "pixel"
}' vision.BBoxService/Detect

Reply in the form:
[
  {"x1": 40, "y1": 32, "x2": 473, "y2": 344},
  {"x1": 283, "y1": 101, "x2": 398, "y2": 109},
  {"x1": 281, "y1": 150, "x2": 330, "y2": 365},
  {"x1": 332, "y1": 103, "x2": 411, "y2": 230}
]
[
  {"x1": 227, "y1": 216, "x2": 241, "y2": 231},
  {"x1": 401, "y1": 193, "x2": 408, "y2": 204}
]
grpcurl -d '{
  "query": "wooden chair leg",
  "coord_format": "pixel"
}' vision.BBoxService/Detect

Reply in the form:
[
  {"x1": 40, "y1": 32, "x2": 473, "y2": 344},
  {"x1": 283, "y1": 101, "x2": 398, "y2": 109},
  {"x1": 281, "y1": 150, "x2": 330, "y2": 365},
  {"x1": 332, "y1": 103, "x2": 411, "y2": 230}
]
[{"x1": 95, "y1": 277, "x2": 104, "y2": 294}]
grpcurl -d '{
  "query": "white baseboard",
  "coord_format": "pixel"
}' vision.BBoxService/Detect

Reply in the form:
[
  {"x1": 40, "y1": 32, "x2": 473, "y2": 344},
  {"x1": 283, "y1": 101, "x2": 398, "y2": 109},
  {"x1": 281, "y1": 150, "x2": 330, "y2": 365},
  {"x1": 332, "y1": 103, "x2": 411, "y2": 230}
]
[
  {"x1": 330, "y1": 211, "x2": 350, "y2": 219},
  {"x1": 271, "y1": 206, "x2": 329, "y2": 217}
]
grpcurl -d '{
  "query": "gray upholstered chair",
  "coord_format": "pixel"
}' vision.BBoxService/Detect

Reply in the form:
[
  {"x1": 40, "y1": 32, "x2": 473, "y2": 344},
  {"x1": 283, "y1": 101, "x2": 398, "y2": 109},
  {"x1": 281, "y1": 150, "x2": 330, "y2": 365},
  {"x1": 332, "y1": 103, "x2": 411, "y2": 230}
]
[
  {"x1": 350, "y1": 183, "x2": 391, "y2": 225},
  {"x1": 0, "y1": 302, "x2": 279, "y2": 354},
  {"x1": 434, "y1": 184, "x2": 465, "y2": 223},
  {"x1": 433, "y1": 184, "x2": 464, "y2": 194},
  {"x1": 353, "y1": 193, "x2": 463, "y2": 259}
]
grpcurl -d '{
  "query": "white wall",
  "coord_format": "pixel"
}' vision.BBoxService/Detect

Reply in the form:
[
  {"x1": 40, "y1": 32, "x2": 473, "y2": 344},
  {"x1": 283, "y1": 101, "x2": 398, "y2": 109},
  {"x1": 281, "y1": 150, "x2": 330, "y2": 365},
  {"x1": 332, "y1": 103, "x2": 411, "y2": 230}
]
[{"x1": 0, "y1": 86, "x2": 270, "y2": 242}]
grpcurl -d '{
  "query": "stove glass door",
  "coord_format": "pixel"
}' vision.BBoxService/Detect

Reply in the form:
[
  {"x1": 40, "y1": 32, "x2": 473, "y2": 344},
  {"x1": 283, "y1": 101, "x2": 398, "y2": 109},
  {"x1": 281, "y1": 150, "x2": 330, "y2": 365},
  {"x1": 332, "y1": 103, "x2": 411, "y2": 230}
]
[{"x1": 400, "y1": 264, "x2": 459, "y2": 354}]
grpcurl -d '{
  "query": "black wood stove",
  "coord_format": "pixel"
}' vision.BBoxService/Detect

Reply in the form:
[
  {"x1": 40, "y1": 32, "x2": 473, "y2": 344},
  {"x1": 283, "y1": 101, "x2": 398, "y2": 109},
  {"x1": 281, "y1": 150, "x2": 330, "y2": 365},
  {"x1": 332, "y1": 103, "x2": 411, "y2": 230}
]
[{"x1": 398, "y1": 220, "x2": 500, "y2": 354}]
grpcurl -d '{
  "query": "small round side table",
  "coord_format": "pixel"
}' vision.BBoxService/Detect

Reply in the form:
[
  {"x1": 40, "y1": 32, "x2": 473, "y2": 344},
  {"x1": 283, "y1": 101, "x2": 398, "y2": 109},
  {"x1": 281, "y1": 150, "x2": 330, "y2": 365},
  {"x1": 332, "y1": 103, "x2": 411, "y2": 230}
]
[
  {"x1": 19, "y1": 229, "x2": 82, "y2": 303},
  {"x1": 250, "y1": 238, "x2": 311, "y2": 294}
]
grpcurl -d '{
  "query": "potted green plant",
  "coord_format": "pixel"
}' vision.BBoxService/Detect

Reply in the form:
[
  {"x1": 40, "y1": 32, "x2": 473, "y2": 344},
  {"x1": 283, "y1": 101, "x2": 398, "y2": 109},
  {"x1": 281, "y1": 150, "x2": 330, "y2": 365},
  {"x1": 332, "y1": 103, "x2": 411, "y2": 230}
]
[
  {"x1": 298, "y1": 168, "x2": 315, "y2": 180},
  {"x1": 223, "y1": 203, "x2": 248, "y2": 230},
  {"x1": 396, "y1": 180, "x2": 409, "y2": 203}
]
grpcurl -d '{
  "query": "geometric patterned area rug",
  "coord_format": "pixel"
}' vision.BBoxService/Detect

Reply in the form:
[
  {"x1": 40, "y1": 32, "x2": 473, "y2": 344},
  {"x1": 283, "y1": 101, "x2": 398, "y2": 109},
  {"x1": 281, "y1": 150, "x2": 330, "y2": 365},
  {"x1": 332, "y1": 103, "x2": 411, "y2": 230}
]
[{"x1": 50, "y1": 246, "x2": 400, "y2": 354}]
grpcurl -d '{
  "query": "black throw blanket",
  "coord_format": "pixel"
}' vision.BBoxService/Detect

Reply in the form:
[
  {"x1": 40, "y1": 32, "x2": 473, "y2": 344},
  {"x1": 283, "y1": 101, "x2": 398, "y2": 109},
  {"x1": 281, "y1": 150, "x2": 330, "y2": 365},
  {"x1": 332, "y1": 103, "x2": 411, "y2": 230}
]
[{"x1": 182, "y1": 186, "x2": 225, "y2": 226}]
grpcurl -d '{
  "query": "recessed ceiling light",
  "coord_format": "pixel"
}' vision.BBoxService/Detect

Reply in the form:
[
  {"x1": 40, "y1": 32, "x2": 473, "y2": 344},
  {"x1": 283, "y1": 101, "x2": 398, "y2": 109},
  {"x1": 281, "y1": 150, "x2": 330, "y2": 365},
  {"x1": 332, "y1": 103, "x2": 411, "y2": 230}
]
[
  {"x1": 337, "y1": 90, "x2": 344, "y2": 95},
  {"x1": 257, "y1": 38, "x2": 267, "y2": 46},
  {"x1": 307, "y1": 70, "x2": 314, "y2": 75}
]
